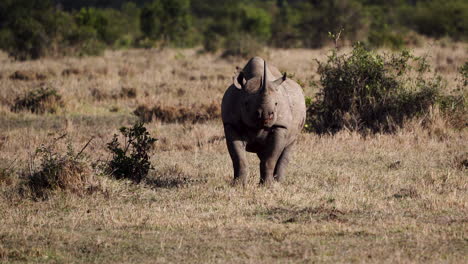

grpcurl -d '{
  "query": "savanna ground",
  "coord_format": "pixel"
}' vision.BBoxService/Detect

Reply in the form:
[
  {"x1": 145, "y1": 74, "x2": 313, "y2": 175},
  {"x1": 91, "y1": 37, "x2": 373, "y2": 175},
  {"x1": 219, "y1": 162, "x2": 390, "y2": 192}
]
[{"x1": 0, "y1": 42, "x2": 467, "y2": 263}]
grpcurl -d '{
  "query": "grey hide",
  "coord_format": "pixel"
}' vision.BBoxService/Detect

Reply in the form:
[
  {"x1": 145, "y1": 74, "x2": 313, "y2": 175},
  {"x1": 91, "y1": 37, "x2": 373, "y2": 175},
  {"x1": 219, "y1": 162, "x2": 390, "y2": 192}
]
[{"x1": 221, "y1": 57, "x2": 306, "y2": 185}]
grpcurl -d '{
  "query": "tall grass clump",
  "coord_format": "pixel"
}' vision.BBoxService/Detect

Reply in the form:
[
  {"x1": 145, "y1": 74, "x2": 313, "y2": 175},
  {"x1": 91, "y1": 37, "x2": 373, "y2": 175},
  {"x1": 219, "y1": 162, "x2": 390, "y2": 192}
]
[
  {"x1": 106, "y1": 122, "x2": 157, "y2": 183},
  {"x1": 26, "y1": 137, "x2": 95, "y2": 199},
  {"x1": 306, "y1": 43, "x2": 456, "y2": 134}
]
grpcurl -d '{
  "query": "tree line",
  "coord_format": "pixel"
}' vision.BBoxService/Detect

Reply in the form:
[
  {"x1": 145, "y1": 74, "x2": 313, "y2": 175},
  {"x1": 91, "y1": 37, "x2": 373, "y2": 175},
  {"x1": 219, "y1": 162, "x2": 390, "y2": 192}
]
[{"x1": 0, "y1": 0, "x2": 466, "y2": 60}]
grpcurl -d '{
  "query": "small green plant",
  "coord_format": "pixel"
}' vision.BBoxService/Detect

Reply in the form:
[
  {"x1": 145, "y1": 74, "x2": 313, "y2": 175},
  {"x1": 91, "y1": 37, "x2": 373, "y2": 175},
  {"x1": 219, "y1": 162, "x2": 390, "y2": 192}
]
[
  {"x1": 27, "y1": 136, "x2": 94, "y2": 199},
  {"x1": 306, "y1": 43, "x2": 443, "y2": 134},
  {"x1": 107, "y1": 122, "x2": 157, "y2": 183},
  {"x1": 11, "y1": 86, "x2": 64, "y2": 114}
]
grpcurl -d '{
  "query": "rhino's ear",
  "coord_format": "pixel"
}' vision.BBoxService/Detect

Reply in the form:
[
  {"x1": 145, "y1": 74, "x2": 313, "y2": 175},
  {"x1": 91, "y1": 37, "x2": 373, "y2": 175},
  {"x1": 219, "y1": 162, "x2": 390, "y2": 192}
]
[
  {"x1": 272, "y1": 72, "x2": 287, "y2": 89},
  {"x1": 233, "y1": 72, "x2": 246, "y2": 89}
]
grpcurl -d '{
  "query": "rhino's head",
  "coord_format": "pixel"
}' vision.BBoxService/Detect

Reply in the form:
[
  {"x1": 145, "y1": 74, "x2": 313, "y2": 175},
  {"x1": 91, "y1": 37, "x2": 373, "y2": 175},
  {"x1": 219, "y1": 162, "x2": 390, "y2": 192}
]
[{"x1": 234, "y1": 61, "x2": 287, "y2": 129}]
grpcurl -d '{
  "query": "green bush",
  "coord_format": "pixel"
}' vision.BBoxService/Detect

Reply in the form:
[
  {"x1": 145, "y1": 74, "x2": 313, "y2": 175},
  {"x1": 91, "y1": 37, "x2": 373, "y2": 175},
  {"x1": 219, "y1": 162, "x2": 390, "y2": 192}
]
[
  {"x1": 107, "y1": 122, "x2": 157, "y2": 183},
  {"x1": 306, "y1": 43, "x2": 443, "y2": 134}
]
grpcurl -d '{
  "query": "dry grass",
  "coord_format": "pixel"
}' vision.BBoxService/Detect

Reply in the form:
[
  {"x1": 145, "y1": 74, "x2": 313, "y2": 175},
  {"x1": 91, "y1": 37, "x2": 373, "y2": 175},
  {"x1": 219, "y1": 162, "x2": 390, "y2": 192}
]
[{"x1": 0, "y1": 43, "x2": 467, "y2": 263}]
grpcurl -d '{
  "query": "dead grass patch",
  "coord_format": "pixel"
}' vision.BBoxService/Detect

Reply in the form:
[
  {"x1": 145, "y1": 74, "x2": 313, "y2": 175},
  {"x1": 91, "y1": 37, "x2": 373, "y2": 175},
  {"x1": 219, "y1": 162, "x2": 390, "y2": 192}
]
[
  {"x1": 0, "y1": 46, "x2": 467, "y2": 263},
  {"x1": 89, "y1": 87, "x2": 110, "y2": 101},
  {"x1": 11, "y1": 86, "x2": 64, "y2": 114},
  {"x1": 90, "y1": 87, "x2": 137, "y2": 101},
  {"x1": 24, "y1": 138, "x2": 98, "y2": 199},
  {"x1": 147, "y1": 165, "x2": 206, "y2": 189},
  {"x1": 61, "y1": 68, "x2": 81, "y2": 76},
  {"x1": 118, "y1": 66, "x2": 136, "y2": 77},
  {"x1": 260, "y1": 205, "x2": 348, "y2": 224},
  {"x1": 392, "y1": 187, "x2": 420, "y2": 199},
  {"x1": 9, "y1": 70, "x2": 48, "y2": 81},
  {"x1": 119, "y1": 87, "x2": 137, "y2": 99},
  {"x1": 134, "y1": 102, "x2": 221, "y2": 123},
  {"x1": 452, "y1": 152, "x2": 468, "y2": 170}
]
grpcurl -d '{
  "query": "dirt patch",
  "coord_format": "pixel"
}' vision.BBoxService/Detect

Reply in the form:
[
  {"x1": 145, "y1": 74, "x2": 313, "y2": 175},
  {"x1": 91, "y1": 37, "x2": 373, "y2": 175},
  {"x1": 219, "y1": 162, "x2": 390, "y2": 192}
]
[
  {"x1": 134, "y1": 102, "x2": 221, "y2": 124},
  {"x1": 261, "y1": 205, "x2": 347, "y2": 223}
]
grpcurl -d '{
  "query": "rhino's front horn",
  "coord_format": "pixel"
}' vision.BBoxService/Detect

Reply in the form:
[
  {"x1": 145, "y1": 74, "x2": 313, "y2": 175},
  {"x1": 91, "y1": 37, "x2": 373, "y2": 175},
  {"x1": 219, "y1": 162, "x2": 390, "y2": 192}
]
[{"x1": 260, "y1": 61, "x2": 268, "y2": 93}]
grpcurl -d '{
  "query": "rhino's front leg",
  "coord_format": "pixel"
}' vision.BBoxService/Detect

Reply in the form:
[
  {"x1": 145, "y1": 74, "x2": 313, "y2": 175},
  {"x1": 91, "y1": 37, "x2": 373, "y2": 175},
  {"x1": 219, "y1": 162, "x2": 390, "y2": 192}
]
[
  {"x1": 224, "y1": 124, "x2": 248, "y2": 186},
  {"x1": 274, "y1": 143, "x2": 294, "y2": 182},
  {"x1": 259, "y1": 128, "x2": 286, "y2": 185}
]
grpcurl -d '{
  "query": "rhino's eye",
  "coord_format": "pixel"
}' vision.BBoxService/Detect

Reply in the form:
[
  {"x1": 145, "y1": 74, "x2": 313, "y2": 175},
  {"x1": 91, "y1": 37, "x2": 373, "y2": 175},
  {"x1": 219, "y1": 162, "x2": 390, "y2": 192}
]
[{"x1": 275, "y1": 102, "x2": 278, "y2": 106}]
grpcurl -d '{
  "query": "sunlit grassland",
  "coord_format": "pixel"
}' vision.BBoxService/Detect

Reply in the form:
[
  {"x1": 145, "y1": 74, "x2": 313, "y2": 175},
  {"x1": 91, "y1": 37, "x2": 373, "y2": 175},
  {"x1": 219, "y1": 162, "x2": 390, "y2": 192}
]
[{"x1": 0, "y1": 43, "x2": 467, "y2": 263}]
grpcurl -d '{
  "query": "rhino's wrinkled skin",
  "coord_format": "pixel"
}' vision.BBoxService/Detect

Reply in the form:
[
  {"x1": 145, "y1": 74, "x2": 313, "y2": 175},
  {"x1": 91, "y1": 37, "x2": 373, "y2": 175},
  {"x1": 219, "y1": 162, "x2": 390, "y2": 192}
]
[{"x1": 222, "y1": 57, "x2": 306, "y2": 185}]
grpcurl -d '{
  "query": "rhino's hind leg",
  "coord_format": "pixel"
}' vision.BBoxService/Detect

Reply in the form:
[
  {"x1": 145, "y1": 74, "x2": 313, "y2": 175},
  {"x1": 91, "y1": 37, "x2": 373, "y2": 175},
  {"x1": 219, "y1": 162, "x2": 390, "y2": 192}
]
[{"x1": 274, "y1": 144, "x2": 293, "y2": 182}]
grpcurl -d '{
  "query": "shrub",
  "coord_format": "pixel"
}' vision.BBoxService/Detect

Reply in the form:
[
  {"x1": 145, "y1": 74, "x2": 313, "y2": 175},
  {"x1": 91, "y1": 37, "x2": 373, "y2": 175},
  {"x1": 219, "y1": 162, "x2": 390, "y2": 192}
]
[
  {"x1": 26, "y1": 138, "x2": 94, "y2": 199},
  {"x1": 306, "y1": 43, "x2": 443, "y2": 134},
  {"x1": 107, "y1": 122, "x2": 157, "y2": 183},
  {"x1": 11, "y1": 86, "x2": 64, "y2": 114}
]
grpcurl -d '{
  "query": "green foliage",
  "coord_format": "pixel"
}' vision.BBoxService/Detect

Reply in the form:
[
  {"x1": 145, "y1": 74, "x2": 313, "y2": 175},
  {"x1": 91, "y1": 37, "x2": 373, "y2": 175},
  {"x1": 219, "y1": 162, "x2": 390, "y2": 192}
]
[
  {"x1": 1, "y1": 0, "x2": 467, "y2": 59},
  {"x1": 408, "y1": 0, "x2": 468, "y2": 40},
  {"x1": 306, "y1": 44, "x2": 444, "y2": 134},
  {"x1": 0, "y1": 0, "x2": 59, "y2": 60},
  {"x1": 12, "y1": 86, "x2": 64, "y2": 114},
  {"x1": 140, "y1": 0, "x2": 192, "y2": 47},
  {"x1": 107, "y1": 122, "x2": 157, "y2": 183},
  {"x1": 221, "y1": 34, "x2": 265, "y2": 58},
  {"x1": 270, "y1": 1, "x2": 302, "y2": 48},
  {"x1": 239, "y1": 5, "x2": 272, "y2": 41},
  {"x1": 294, "y1": 0, "x2": 365, "y2": 48},
  {"x1": 200, "y1": 2, "x2": 272, "y2": 55}
]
